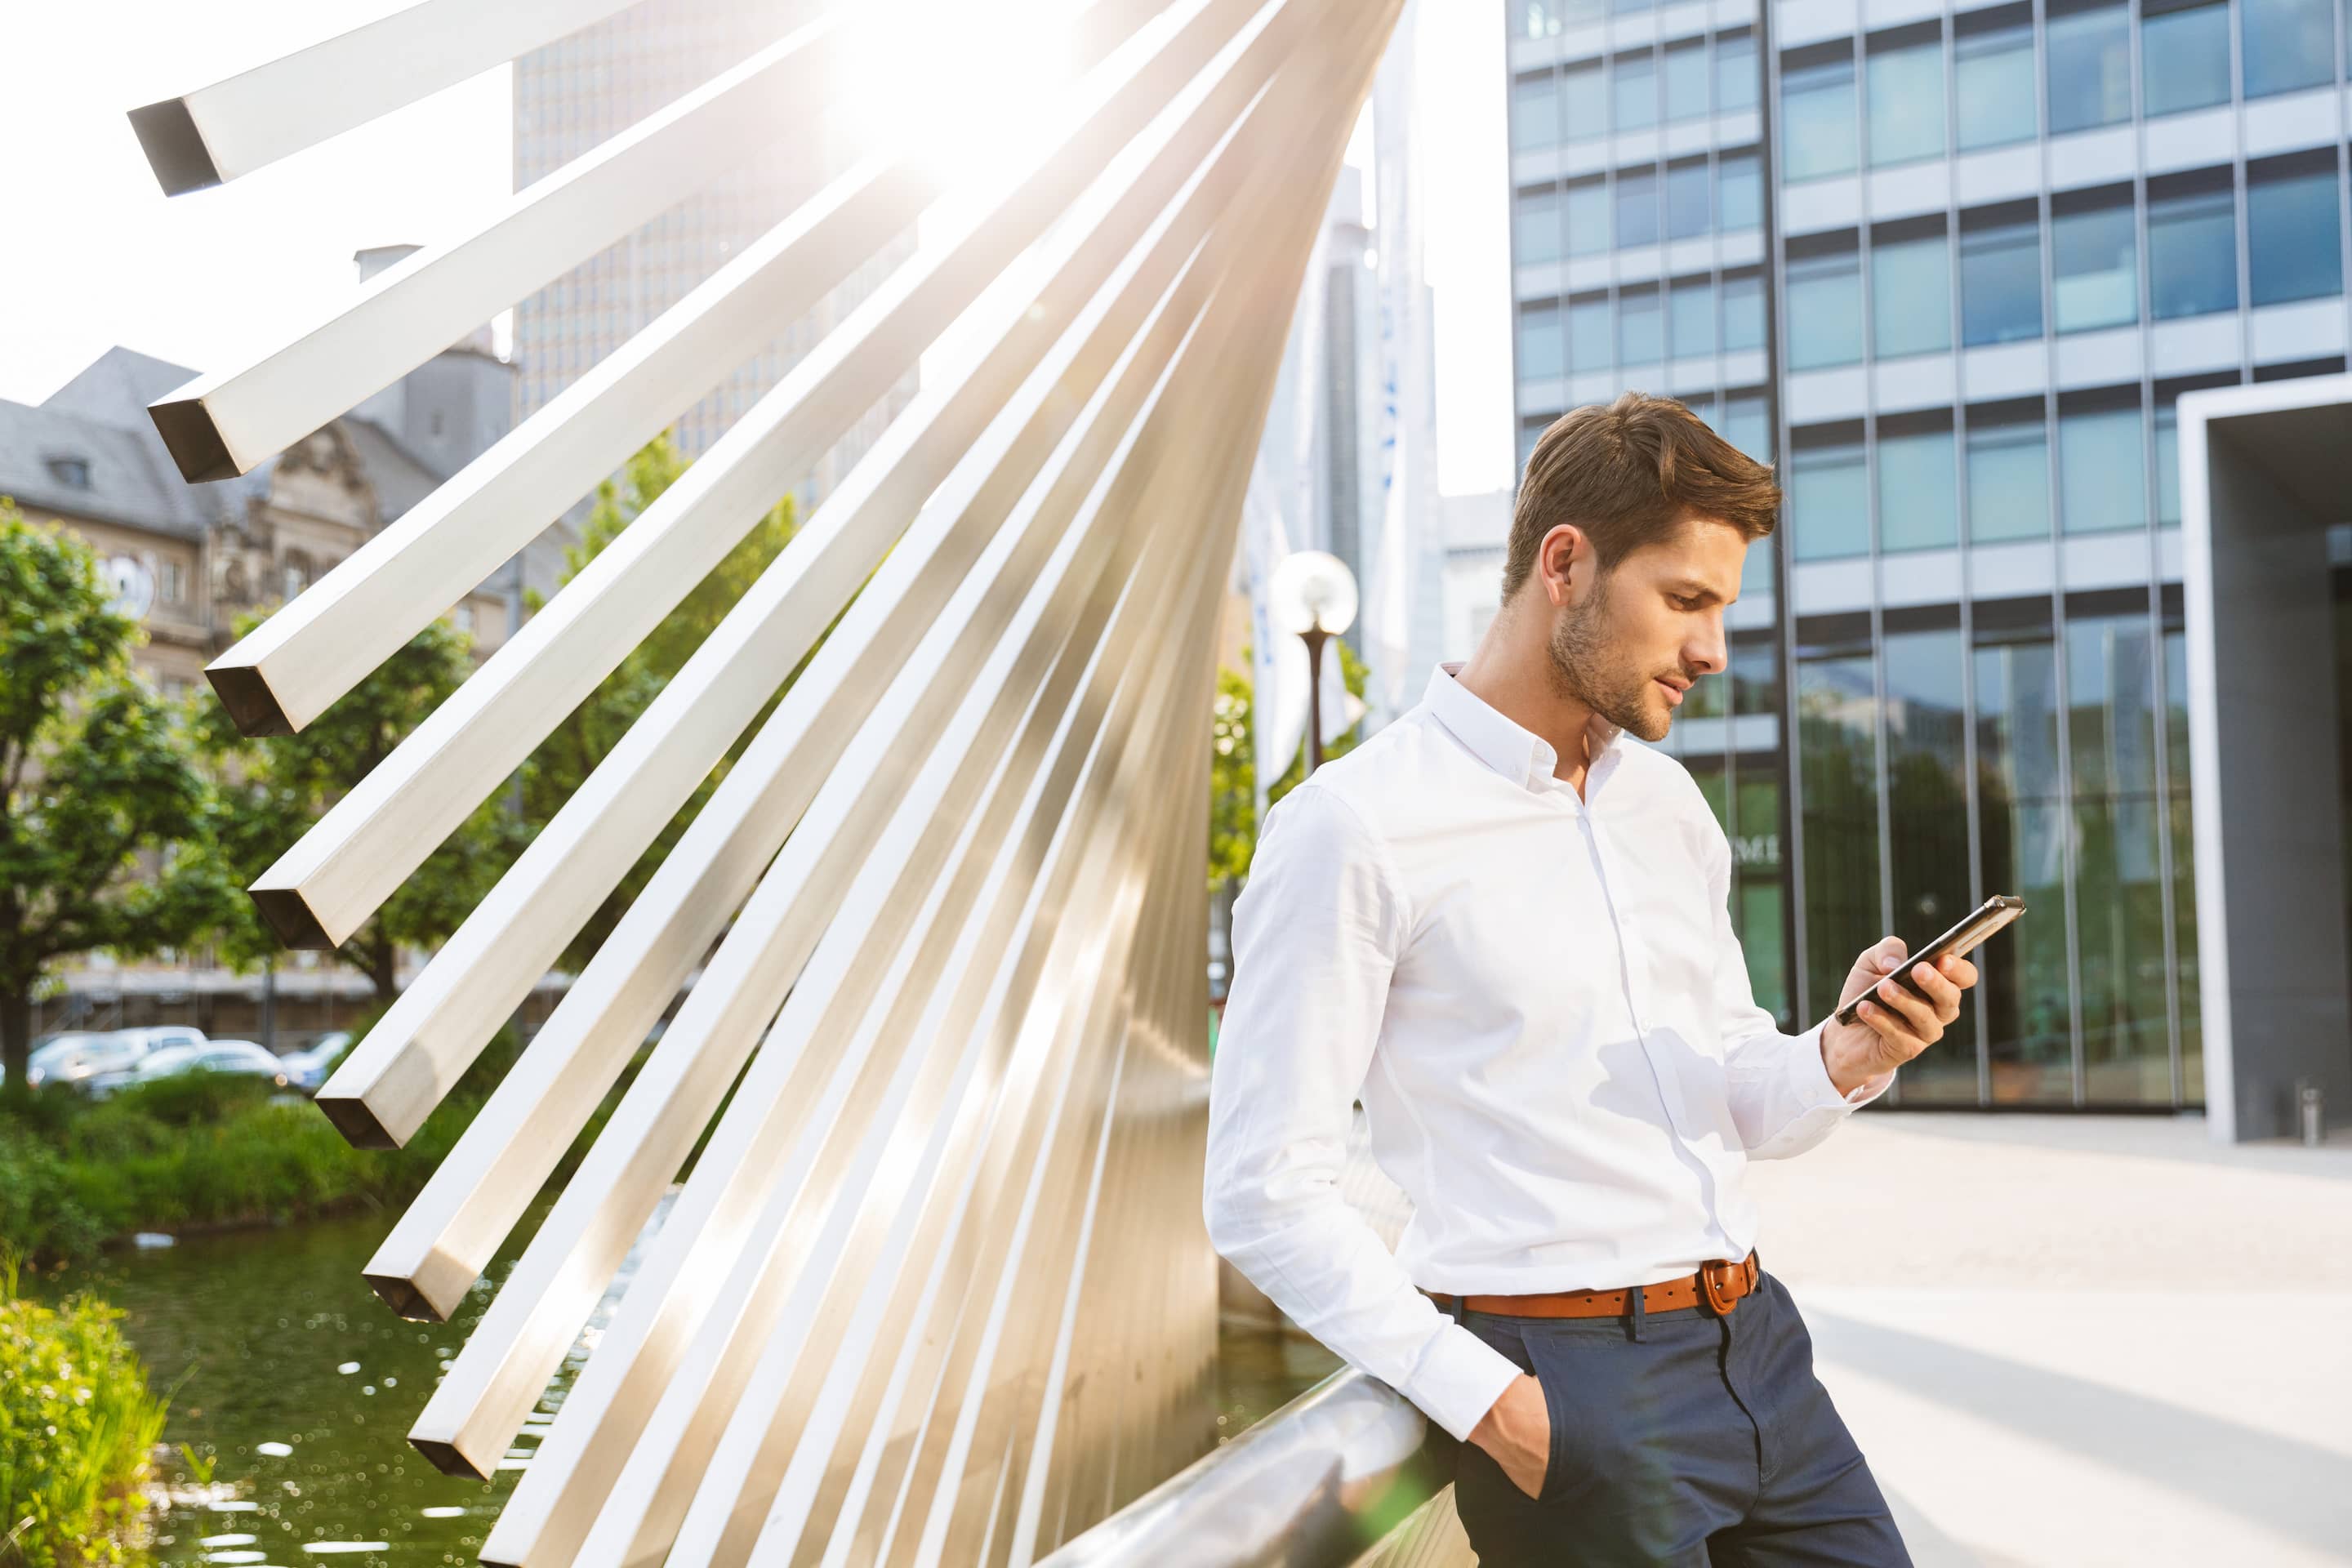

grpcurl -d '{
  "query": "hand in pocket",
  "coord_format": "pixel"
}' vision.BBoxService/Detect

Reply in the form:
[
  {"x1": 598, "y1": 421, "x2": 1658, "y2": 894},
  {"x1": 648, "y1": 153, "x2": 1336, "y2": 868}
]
[{"x1": 1470, "y1": 1371, "x2": 1553, "y2": 1501}]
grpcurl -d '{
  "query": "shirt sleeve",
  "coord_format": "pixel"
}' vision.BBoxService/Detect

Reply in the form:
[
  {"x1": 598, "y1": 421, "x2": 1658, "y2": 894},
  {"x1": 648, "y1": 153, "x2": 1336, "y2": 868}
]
[
  {"x1": 1202, "y1": 783, "x2": 1522, "y2": 1444},
  {"x1": 1702, "y1": 816, "x2": 1895, "y2": 1161}
]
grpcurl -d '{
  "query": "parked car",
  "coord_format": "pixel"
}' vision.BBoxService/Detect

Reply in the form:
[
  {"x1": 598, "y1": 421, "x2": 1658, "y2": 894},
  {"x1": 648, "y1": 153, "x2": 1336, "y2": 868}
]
[
  {"x1": 278, "y1": 1031, "x2": 354, "y2": 1094},
  {"x1": 83, "y1": 1040, "x2": 287, "y2": 1100},
  {"x1": 29, "y1": 1031, "x2": 156, "y2": 1091}
]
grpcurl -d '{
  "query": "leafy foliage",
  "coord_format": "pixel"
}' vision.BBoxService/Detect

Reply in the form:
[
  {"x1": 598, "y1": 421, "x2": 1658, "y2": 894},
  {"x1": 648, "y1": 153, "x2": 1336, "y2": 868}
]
[
  {"x1": 188, "y1": 609, "x2": 520, "y2": 1001},
  {"x1": 514, "y1": 432, "x2": 810, "y2": 975},
  {"x1": 1205, "y1": 636, "x2": 1370, "y2": 895},
  {"x1": 0, "y1": 1249, "x2": 168, "y2": 1566},
  {"x1": 0, "y1": 502, "x2": 243, "y2": 1107}
]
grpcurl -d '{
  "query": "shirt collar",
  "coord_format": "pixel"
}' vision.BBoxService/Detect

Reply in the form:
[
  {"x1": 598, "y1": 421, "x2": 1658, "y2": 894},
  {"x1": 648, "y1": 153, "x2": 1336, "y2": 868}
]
[{"x1": 1422, "y1": 660, "x2": 1624, "y2": 794}]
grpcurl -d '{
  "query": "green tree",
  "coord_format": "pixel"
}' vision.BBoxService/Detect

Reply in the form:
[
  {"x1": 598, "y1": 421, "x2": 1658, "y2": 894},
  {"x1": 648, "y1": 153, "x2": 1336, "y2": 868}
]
[
  {"x1": 1205, "y1": 635, "x2": 1370, "y2": 897},
  {"x1": 0, "y1": 502, "x2": 241, "y2": 1104},
  {"x1": 517, "y1": 431, "x2": 813, "y2": 975},
  {"x1": 191, "y1": 611, "x2": 520, "y2": 1002}
]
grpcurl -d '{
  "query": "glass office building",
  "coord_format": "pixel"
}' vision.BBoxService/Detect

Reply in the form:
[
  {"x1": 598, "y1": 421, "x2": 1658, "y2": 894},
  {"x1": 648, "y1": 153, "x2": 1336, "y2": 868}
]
[{"x1": 1504, "y1": 0, "x2": 2352, "y2": 1109}]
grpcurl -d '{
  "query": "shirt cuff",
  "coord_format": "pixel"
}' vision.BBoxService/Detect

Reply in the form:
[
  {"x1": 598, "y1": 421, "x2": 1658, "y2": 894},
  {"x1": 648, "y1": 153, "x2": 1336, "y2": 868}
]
[
  {"x1": 1401, "y1": 1320, "x2": 1526, "y2": 1445},
  {"x1": 1793, "y1": 1021, "x2": 1897, "y2": 1111}
]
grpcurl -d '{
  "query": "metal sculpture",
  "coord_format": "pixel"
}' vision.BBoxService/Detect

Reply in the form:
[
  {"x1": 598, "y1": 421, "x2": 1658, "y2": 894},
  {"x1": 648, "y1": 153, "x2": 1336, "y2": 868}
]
[{"x1": 131, "y1": 0, "x2": 1405, "y2": 1561}]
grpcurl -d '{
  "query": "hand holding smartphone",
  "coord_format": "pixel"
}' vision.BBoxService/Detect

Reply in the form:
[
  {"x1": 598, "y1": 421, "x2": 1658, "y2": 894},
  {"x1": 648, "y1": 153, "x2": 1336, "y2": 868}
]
[{"x1": 1832, "y1": 894, "x2": 2027, "y2": 1029}]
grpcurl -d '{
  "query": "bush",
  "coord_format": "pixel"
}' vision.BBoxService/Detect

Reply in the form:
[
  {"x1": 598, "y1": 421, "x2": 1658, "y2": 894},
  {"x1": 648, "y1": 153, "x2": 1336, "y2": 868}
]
[
  {"x1": 0, "y1": 1252, "x2": 167, "y2": 1566},
  {"x1": 0, "y1": 1017, "x2": 559, "y2": 1263}
]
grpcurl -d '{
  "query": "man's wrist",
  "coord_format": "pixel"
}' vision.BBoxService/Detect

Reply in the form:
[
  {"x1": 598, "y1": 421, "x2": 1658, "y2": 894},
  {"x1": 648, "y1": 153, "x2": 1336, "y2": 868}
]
[{"x1": 1819, "y1": 1022, "x2": 1895, "y2": 1100}]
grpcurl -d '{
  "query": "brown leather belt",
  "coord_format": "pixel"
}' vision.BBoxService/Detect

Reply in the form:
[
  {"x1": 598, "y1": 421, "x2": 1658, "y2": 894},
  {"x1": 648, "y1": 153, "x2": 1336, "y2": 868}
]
[{"x1": 1422, "y1": 1251, "x2": 1761, "y2": 1320}]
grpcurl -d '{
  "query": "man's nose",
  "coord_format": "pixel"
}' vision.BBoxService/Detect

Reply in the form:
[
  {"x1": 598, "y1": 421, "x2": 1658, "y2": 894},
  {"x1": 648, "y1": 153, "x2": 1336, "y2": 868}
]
[{"x1": 1686, "y1": 616, "x2": 1727, "y2": 675}]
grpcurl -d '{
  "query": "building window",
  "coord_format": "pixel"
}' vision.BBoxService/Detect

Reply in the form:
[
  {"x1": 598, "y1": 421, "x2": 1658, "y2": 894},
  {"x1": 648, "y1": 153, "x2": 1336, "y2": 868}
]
[
  {"x1": 1722, "y1": 270, "x2": 1766, "y2": 350},
  {"x1": 1615, "y1": 51, "x2": 1659, "y2": 132},
  {"x1": 1787, "y1": 247, "x2": 1864, "y2": 369},
  {"x1": 1872, "y1": 230, "x2": 1953, "y2": 357},
  {"x1": 1616, "y1": 167, "x2": 1661, "y2": 247},
  {"x1": 1791, "y1": 436, "x2": 1870, "y2": 559},
  {"x1": 1974, "y1": 620, "x2": 2073, "y2": 1098},
  {"x1": 2052, "y1": 196, "x2": 2139, "y2": 332},
  {"x1": 1619, "y1": 284, "x2": 1664, "y2": 365},
  {"x1": 2247, "y1": 158, "x2": 2344, "y2": 305},
  {"x1": 2148, "y1": 180, "x2": 2239, "y2": 318},
  {"x1": 1515, "y1": 185, "x2": 1562, "y2": 267},
  {"x1": 1882, "y1": 617, "x2": 1979, "y2": 1096},
  {"x1": 1957, "y1": 15, "x2": 2038, "y2": 149},
  {"x1": 1967, "y1": 410, "x2": 2051, "y2": 541},
  {"x1": 1960, "y1": 216, "x2": 2043, "y2": 346},
  {"x1": 1664, "y1": 40, "x2": 1709, "y2": 120},
  {"x1": 2143, "y1": 0, "x2": 2232, "y2": 117},
  {"x1": 1723, "y1": 393, "x2": 1774, "y2": 463},
  {"x1": 1797, "y1": 621, "x2": 1882, "y2": 1018},
  {"x1": 1670, "y1": 277, "x2": 1715, "y2": 358},
  {"x1": 45, "y1": 455, "x2": 91, "y2": 488},
  {"x1": 1513, "y1": 72, "x2": 1561, "y2": 148},
  {"x1": 2243, "y1": 0, "x2": 2335, "y2": 96},
  {"x1": 160, "y1": 559, "x2": 185, "y2": 604},
  {"x1": 1518, "y1": 301, "x2": 1566, "y2": 381},
  {"x1": 1566, "y1": 176, "x2": 1610, "y2": 255},
  {"x1": 1570, "y1": 292, "x2": 1614, "y2": 372},
  {"x1": 1877, "y1": 420, "x2": 1959, "y2": 550},
  {"x1": 2047, "y1": 0, "x2": 2132, "y2": 134},
  {"x1": 2067, "y1": 606, "x2": 2171, "y2": 1093},
  {"x1": 1716, "y1": 30, "x2": 1758, "y2": 113},
  {"x1": 1867, "y1": 37, "x2": 1947, "y2": 167},
  {"x1": 2153, "y1": 402, "x2": 2180, "y2": 524},
  {"x1": 2059, "y1": 400, "x2": 2148, "y2": 532},
  {"x1": 1554, "y1": 61, "x2": 1604, "y2": 140},
  {"x1": 1782, "y1": 55, "x2": 1859, "y2": 180},
  {"x1": 1665, "y1": 158, "x2": 1710, "y2": 238},
  {"x1": 1717, "y1": 150, "x2": 1762, "y2": 229}
]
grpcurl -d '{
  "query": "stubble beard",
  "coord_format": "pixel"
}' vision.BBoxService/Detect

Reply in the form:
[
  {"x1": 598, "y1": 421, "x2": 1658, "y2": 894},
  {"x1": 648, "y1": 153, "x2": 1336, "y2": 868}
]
[{"x1": 1547, "y1": 580, "x2": 1673, "y2": 744}]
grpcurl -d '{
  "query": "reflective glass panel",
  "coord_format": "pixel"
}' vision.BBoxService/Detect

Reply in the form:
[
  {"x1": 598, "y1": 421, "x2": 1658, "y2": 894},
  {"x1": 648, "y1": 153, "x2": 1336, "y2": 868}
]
[
  {"x1": 2249, "y1": 169, "x2": 2343, "y2": 305},
  {"x1": 2047, "y1": 4, "x2": 2132, "y2": 133},
  {"x1": 1617, "y1": 167, "x2": 1662, "y2": 248},
  {"x1": 1783, "y1": 57, "x2": 1860, "y2": 180},
  {"x1": 1967, "y1": 419, "x2": 2051, "y2": 541},
  {"x1": 1671, "y1": 277, "x2": 1715, "y2": 358},
  {"x1": 1884, "y1": 627, "x2": 1980, "y2": 1101},
  {"x1": 1878, "y1": 428, "x2": 1960, "y2": 550},
  {"x1": 2149, "y1": 188, "x2": 2238, "y2": 318},
  {"x1": 1517, "y1": 186, "x2": 1562, "y2": 266},
  {"x1": 1518, "y1": 301, "x2": 1566, "y2": 381},
  {"x1": 1787, "y1": 251, "x2": 1864, "y2": 369},
  {"x1": 2053, "y1": 203, "x2": 2139, "y2": 332},
  {"x1": 1793, "y1": 443, "x2": 1869, "y2": 559},
  {"x1": 1873, "y1": 234, "x2": 1953, "y2": 357},
  {"x1": 1958, "y1": 23, "x2": 2038, "y2": 149},
  {"x1": 2243, "y1": 0, "x2": 2335, "y2": 96},
  {"x1": 1616, "y1": 52, "x2": 1660, "y2": 131},
  {"x1": 1869, "y1": 42, "x2": 1947, "y2": 166},
  {"x1": 2143, "y1": 2, "x2": 2232, "y2": 117},
  {"x1": 1961, "y1": 221, "x2": 2044, "y2": 345},
  {"x1": 2060, "y1": 406, "x2": 2147, "y2": 533}
]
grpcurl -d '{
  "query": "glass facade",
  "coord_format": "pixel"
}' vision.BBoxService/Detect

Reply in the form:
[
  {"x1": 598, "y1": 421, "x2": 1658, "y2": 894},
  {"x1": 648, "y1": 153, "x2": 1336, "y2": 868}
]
[{"x1": 1500, "y1": 0, "x2": 2352, "y2": 1111}]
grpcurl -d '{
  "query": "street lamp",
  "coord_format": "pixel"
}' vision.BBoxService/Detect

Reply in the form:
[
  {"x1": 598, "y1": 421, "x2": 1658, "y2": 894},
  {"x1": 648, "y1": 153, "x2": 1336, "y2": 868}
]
[{"x1": 1268, "y1": 550, "x2": 1358, "y2": 776}]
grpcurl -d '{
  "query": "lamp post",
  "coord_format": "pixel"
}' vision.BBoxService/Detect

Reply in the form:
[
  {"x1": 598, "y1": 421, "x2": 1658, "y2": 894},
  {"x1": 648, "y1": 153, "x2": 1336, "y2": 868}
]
[{"x1": 1268, "y1": 550, "x2": 1358, "y2": 777}]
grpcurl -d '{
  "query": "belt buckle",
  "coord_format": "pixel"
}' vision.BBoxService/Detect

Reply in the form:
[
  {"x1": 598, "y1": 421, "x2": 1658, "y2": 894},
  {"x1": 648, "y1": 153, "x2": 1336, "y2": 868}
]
[{"x1": 1699, "y1": 1258, "x2": 1742, "y2": 1316}]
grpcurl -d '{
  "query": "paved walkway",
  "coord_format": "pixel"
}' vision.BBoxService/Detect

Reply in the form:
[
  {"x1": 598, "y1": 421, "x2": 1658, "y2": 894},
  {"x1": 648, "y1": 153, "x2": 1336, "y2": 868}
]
[{"x1": 1744, "y1": 1111, "x2": 2352, "y2": 1566}]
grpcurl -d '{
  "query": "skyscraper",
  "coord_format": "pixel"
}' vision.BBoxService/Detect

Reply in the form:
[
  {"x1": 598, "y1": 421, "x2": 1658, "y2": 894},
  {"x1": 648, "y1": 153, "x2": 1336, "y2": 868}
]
[
  {"x1": 511, "y1": 0, "x2": 917, "y2": 506},
  {"x1": 1499, "y1": 0, "x2": 2346, "y2": 1113}
]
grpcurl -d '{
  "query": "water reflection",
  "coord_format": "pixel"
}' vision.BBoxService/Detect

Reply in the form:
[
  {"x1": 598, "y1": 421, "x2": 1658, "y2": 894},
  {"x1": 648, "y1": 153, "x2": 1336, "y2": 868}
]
[{"x1": 39, "y1": 1195, "x2": 1338, "y2": 1565}]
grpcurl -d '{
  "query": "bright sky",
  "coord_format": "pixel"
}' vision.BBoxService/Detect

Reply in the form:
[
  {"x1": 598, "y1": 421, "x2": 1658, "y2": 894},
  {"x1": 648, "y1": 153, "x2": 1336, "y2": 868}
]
[{"x1": 0, "y1": 2, "x2": 1511, "y2": 497}]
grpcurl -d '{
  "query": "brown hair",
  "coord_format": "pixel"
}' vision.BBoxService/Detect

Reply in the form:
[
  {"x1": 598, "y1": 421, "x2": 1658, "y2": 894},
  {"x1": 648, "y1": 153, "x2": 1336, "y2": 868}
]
[{"x1": 1502, "y1": 392, "x2": 1781, "y2": 602}]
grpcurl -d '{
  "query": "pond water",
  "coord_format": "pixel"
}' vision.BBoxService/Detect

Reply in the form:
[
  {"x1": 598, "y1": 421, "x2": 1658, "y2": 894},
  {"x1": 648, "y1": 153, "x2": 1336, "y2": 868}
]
[{"x1": 37, "y1": 1200, "x2": 1339, "y2": 1566}]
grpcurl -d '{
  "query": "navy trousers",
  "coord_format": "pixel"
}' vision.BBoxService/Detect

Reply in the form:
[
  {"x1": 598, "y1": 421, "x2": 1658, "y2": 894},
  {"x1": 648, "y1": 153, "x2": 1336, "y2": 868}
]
[{"x1": 1443, "y1": 1263, "x2": 1910, "y2": 1566}]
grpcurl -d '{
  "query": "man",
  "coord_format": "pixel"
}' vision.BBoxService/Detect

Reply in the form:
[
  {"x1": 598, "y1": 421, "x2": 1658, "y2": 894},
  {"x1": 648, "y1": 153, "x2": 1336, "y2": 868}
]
[{"x1": 1202, "y1": 394, "x2": 1976, "y2": 1566}]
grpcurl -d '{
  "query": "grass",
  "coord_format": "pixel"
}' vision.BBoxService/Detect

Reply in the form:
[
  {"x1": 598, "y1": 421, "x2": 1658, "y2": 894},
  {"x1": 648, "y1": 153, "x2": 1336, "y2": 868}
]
[{"x1": 0, "y1": 1250, "x2": 169, "y2": 1567}]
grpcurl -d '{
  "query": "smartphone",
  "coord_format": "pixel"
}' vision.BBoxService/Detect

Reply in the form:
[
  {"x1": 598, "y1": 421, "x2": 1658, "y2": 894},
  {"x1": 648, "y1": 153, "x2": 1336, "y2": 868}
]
[{"x1": 1832, "y1": 894, "x2": 2028, "y2": 1027}]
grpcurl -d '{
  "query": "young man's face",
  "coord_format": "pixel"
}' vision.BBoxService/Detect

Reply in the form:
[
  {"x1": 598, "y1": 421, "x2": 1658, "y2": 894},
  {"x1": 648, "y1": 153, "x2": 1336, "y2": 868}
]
[{"x1": 1547, "y1": 513, "x2": 1745, "y2": 743}]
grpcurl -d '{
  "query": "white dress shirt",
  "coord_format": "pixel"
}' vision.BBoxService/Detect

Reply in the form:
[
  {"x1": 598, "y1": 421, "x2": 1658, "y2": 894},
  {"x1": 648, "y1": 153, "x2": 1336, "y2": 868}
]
[{"x1": 1202, "y1": 659, "x2": 1893, "y2": 1444}]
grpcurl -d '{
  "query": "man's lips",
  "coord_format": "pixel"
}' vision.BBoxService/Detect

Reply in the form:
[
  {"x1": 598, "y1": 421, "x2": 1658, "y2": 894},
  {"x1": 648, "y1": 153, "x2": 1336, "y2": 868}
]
[{"x1": 1656, "y1": 678, "x2": 1687, "y2": 707}]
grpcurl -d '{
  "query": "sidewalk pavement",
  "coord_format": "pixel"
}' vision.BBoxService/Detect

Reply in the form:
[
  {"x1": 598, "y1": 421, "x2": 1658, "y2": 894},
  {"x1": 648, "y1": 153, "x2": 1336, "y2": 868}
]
[{"x1": 1746, "y1": 1111, "x2": 2352, "y2": 1567}]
